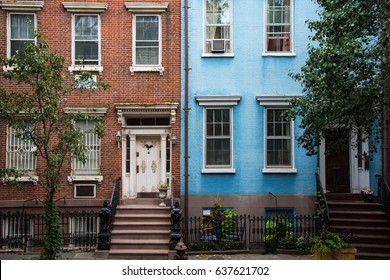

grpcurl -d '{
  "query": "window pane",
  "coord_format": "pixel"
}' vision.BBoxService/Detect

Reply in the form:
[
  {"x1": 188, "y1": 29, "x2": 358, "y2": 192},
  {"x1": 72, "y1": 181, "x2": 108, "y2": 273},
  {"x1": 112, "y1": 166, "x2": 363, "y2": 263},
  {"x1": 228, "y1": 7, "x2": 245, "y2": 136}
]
[
  {"x1": 11, "y1": 14, "x2": 34, "y2": 39},
  {"x1": 75, "y1": 16, "x2": 98, "y2": 40},
  {"x1": 74, "y1": 15, "x2": 99, "y2": 65},
  {"x1": 206, "y1": 139, "x2": 231, "y2": 166},
  {"x1": 135, "y1": 16, "x2": 159, "y2": 65},
  {"x1": 136, "y1": 16, "x2": 158, "y2": 40},
  {"x1": 266, "y1": 0, "x2": 291, "y2": 52},
  {"x1": 75, "y1": 41, "x2": 99, "y2": 63}
]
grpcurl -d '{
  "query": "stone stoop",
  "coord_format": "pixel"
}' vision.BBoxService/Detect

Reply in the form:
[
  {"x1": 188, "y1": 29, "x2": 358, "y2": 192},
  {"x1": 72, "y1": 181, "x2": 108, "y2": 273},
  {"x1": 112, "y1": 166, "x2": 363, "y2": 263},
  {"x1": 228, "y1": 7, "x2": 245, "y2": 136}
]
[
  {"x1": 108, "y1": 199, "x2": 171, "y2": 260},
  {"x1": 326, "y1": 193, "x2": 390, "y2": 260}
]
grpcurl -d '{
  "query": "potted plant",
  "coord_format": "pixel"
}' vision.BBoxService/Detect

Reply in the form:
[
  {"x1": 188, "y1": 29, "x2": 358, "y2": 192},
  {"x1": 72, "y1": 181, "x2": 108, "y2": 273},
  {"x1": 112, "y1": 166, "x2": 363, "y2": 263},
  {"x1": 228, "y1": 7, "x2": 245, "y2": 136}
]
[
  {"x1": 311, "y1": 231, "x2": 357, "y2": 260},
  {"x1": 157, "y1": 181, "x2": 168, "y2": 206},
  {"x1": 360, "y1": 188, "x2": 374, "y2": 202}
]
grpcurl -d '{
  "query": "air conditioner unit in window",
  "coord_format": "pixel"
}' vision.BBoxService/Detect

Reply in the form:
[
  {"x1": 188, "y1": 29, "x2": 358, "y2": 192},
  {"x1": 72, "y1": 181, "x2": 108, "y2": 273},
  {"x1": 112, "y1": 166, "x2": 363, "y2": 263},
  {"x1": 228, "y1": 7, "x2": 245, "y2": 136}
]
[{"x1": 211, "y1": 39, "x2": 226, "y2": 52}]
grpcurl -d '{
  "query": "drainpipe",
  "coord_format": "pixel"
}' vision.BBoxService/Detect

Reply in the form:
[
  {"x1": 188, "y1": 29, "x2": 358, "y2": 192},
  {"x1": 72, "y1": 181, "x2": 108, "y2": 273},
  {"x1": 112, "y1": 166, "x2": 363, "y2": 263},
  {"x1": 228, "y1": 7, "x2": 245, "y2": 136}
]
[
  {"x1": 183, "y1": 0, "x2": 191, "y2": 236},
  {"x1": 383, "y1": 106, "x2": 388, "y2": 182}
]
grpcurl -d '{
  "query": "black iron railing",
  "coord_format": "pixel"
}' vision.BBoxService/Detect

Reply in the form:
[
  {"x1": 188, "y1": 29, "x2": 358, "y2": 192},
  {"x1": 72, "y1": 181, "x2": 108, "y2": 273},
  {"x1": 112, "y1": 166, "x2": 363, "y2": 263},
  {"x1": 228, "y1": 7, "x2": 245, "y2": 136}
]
[
  {"x1": 0, "y1": 210, "x2": 99, "y2": 251},
  {"x1": 181, "y1": 214, "x2": 320, "y2": 252},
  {"x1": 377, "y1": 175, "x2": 390, "y2": 221},
  {"x1": 97, "y1": 178, "x2": 120, "y2": 250},
  {"x1": 315, "y1": 173, "x2": 329, "y2": 229}
]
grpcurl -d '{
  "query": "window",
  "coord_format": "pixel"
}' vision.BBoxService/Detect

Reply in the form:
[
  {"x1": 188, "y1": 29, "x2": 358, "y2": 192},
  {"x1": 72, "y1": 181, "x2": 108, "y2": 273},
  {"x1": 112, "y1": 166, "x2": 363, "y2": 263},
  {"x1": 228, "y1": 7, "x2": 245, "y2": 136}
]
[
  {"x1": 74, "y1": 119, "x2": 100, "y2": 175},
  {"x1": 196, "y1": 95, "x2": 240, "y2": 173},
  {"x1": 265, "y1": 0, "x2": 292, "y2": 53},
  {"x1": 2, "y1": 216, "x2": 33, "y2": 239},
  {"x1": 206, "y1": 108, "x2": 232, "y2": 168},
  {"x1": 74, "y1": 184, "x2": 96, "y2": 198},
  {"x1": 134, "y1": 15, "x2": 160, "y2": 66},
  {"x1": 8, "y1": 13, "x2": 35, "y2": 57},
  {"x1": 265, "y1": 108, "x2": 292, "y2": 168},
  {"x1": 6, "y1": 123, "x2": 37, "y2": 175},
  {"x1": 73, "y1": 15, "x2": 100, "y2": 66},
  {"x1": 204, "y1": 0, "x2": 232, "y2": 55}
]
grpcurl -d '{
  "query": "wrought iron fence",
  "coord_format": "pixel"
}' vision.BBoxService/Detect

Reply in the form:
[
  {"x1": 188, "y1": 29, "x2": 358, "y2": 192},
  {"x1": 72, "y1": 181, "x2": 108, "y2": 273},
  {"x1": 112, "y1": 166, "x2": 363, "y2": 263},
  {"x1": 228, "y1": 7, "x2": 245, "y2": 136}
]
[
  {"x1": 182, "y1": 214, "x2": 320, "y2": 252},
  {"x1": 377, "y1": 175, "x2": 390, "y2": 221},
  {"x1": 0, "y1": 210, "x2": 99, "y2": 251}
]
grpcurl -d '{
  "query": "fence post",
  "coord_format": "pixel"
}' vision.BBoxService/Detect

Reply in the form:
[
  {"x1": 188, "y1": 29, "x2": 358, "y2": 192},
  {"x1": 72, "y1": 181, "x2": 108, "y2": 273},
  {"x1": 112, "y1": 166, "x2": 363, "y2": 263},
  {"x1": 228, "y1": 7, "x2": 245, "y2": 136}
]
[
  {"x1": 170, "y1": 200, "x2": 182, "y2": 250},
  {"x1": 97, "y1": 200, "x2": 111, "y2": 250}
]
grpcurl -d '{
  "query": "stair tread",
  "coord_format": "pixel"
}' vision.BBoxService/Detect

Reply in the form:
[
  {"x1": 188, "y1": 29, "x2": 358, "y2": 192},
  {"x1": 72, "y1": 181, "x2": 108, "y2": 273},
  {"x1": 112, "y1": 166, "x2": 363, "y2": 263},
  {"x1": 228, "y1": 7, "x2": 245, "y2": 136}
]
[
  {"x1": 112, "y1": 229, "x2": 170, "y2": 233},
  {"x1": 111, "y1": 239, "x2": 169, "y2": 244},
  {"x1": 330, "y1": 218, "x2": 390, "y2": 223},
  {"x1": 356, "y1": 252, "x2": 390, "y2": 257},
  {"x1": 353, "y1": 233, "x2": 390, "y2": 239},
  {"x1": 117, "y1": 205, "x2": 170, "y2": 209},
  {"x1": 109, "y1": 249, "x2": 169, "y2": 254},
  {"x1": 329, "y1": 210, "x2": 386, "y2": 214},
  {"x1": 114, "y1": 221, "x2": 171, "y2": 225},
  {"x1": 116, "y1": 214, "x2": 171, "y2": 218},
  {"x1": 329, "y1": 225, "x2": 390, "y2": 230},
  {"x1": 354, "y1": 243, "x2": 390, "y2": 248}
]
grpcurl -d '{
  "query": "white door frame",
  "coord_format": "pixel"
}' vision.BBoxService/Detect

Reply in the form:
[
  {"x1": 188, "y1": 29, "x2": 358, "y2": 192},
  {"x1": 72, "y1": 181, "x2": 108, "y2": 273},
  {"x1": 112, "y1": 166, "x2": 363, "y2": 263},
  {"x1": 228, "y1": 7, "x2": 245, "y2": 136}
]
[
  {"x1": 318, "y1": 129, "x2": 370, "y2": 193},
  {"x1": 121, "y1": 128, "x2": 170, "y2": 199}
]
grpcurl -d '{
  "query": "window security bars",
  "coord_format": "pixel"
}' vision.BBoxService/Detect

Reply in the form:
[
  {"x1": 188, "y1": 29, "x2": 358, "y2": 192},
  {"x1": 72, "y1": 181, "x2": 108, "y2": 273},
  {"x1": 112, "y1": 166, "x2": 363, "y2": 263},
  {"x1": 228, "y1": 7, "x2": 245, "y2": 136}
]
[
  {"x1": 6, "y1": 125, "x2": 37, "y2": 174},
  {"x1": 0, "y1": 211, "x2": 99, "y2": 251},
  {"x1": 74, "y1": 120, "x2": 100, "y2": 174}
]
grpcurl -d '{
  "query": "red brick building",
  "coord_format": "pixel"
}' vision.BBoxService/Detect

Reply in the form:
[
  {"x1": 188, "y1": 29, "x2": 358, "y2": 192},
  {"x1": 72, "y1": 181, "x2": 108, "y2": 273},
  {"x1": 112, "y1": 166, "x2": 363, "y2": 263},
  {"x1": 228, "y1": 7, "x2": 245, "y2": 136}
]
[{"x1": 0, "y1": 0, "x2": 181, "y2": 213}]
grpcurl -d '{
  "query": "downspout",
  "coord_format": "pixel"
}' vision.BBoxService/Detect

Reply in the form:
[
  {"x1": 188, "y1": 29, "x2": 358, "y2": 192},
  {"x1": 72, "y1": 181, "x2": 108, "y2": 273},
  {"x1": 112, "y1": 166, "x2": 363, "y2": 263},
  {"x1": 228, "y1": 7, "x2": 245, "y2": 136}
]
[
  {"x1": 183, "y1": 0, "x2": 190, "y2": 235},
  {"x1": 383, "y1": 106, "x2": 388, "y2": 182}
]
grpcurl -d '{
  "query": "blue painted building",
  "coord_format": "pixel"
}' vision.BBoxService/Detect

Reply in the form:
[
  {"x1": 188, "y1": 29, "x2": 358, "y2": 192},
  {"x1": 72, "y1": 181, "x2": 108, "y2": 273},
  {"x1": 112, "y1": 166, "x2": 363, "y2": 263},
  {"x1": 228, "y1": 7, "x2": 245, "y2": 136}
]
[{"x1": 181, "y1": 0, "x2": 381, "y2": 217}]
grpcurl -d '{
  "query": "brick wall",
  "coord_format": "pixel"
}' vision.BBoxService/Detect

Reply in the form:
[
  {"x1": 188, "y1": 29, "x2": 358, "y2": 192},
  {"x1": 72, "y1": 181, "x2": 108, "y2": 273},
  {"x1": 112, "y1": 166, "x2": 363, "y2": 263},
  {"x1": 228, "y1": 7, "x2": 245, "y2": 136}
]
[{"x1": 0, "y1": 0, "x2": 181, "y2": 203}]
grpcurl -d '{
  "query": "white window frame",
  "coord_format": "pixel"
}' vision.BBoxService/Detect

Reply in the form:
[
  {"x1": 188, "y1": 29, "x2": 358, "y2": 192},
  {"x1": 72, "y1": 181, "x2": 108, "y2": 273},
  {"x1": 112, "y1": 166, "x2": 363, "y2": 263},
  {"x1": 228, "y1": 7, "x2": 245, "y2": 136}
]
[
  {"x1": 203, "y1": 0, "x2": 234, "y2": 57},
  {"x1": 2, "y1": 216, "x2": 34, "y2": 239},
  {"x1": 257, "y1": 96, "x2": 298, "y2": 173},
  {"x1": 263, "y1": 0, "x2": 295, "y2": 56},
  {"x1": 7, "y1": 13, "x2": 37, "y2": 59},
  {"x1": 74, "y1": 184, "x2": 97, "y2": 198},
  {"x1": 70, "y1": 14, "x2": 102, "y2": 72},
  {"x1": 130, "y1": 14, "x2": 163, "y2": 75},
  {"x1": 64, "y1": 107, "x2": 107, "y2": 183},
  {"x1": 5, "y1": 122, "x2": 38, "y2": 183},
  {"x1": 196, "y1": 96, "x2": 241, "y2": 173}
]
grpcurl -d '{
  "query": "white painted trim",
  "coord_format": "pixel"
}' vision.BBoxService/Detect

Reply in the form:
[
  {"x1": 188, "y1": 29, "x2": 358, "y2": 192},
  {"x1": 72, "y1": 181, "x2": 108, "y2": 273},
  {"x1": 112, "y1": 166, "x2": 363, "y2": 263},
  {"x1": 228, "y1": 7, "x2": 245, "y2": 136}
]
[
  {"x1": 262, "y1": 168, "x2": 297, "y2": 174},
  {"x1": 201, "y1": 168, "x2": 236, "y2": 174},
  {"x1": 4, "y1": 176, "x2": 39, "y2": 184},
  {"x1": 0, "y1": 1, "x2": 44, "y2": 11},
  {"x1": 6, "y1": 12, "x2": 37, "y2": 58},
  {"x1": 263, "y1": 0, "x2": 294, "y2": 55},
  {"x1": 196, "y1": 95, "x2": 241, "y2": 106},
  {"x1": 131, "y1": 14, "x2": 162, "y2": 70},
  {"x1": 201, "y1": 107, "x2": 235, "y2": 173},
  {"x1": 257, "y1": 95, "x2": 300, "y2": 106},
  {"x1": 68, "y1": 175, "x2": 103, "y2": 184},
  {"x1": 70, "y1": 14, "x2": 102, "y2": 69},
  {"x1": 63, "y1": 107, "x2": 108, "y2": 115},
  {"x1": 203, "y1": 0, "x2": 233, "y2": 55},
  {"x1": 124, "y1": 2, "x2": 168, "y2": 13},
  {"x1": 130, "y1": 66, "x2": 164, "y2": 75},
  {"x1": 74, "y1": 184, "x2": 97, "y2": 198},
  {"x1": 62, "y1": 2, "x2": 107, "y2": 13},
  {"x1": 262, "y1": 107, "x2": 296, "y2": 172}
]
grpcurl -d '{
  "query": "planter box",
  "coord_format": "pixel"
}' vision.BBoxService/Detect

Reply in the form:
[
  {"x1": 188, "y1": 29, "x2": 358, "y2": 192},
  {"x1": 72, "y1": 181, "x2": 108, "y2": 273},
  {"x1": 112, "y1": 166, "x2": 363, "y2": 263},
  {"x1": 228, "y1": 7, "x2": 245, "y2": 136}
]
[{"x1": 314, "y1": 248, "x2": 357, "y2": 260}]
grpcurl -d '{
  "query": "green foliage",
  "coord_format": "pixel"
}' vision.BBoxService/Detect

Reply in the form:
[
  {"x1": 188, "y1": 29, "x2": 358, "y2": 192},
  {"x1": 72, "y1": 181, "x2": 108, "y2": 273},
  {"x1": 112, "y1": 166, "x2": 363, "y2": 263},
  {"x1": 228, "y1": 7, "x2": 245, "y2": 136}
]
[
  {"x1": 288, "y1": 0, "x2": 390, "y2": 155},
  {"x1": 311, "y1": 231, "x2": 353, "y2": 254},
  {"x1": 0, "y1": 32, "x2": 109, "y2": 259},
  {"x1": 221, "y1": 208, "x2": 238, "y2": 235}
]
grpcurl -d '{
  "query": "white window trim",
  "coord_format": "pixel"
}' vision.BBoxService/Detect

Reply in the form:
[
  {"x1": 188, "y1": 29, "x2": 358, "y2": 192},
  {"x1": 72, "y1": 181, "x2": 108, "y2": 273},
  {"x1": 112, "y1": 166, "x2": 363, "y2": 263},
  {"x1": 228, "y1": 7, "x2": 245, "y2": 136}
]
[
  {"x1": 62, "y1": 2, "x2": 108, "y2": 13},
  {"x1": 124, "y1": 2, "x2": 169, "y2": 13},
  {"x1": 0, "y1": 1, "x2": 44, "y2": 12},
  {"x1": 64, "y1": 107, "x2": 107, "y2": 183},
  {"x1": 74, "y1": 184, "x2": 97, "y2": 199},
  {"x1": 130, "y1": 14, "x2": 163, "y2": 75},
  {"x1": 68, "y1": 13, "x2": 102, "y2": 73},
  {"x1": 4, "y1": 12, "x2": 37, "y2": 65},
  {"x1": 202, "y1": 0, "x2": 234, "y2": 57},
  {"x1": 262, "y1": 0, "x2": 295, "y2": 56},
  {"x1": 196, "y1": 95, "x2": 241, "y2": 174},
  {"x1": 257, "y1": 95, "x2": 297, "y2": 174}
]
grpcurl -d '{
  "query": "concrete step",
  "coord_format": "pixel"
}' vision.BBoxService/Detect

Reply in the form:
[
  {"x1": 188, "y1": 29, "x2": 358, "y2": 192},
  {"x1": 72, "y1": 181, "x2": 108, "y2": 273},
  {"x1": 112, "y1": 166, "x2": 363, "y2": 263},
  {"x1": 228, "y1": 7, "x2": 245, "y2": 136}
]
[
  {"x1": 116, "y1": 205, "x2": 171, "y2": 215},
  {"x1": 110, "y1": 238, "x2": 169, "y2": 250},
  {"x1": 329, "y1": 210, "x2": 387, "y2": 220},
  {"x1": 327, "y1": 201, "x2": 383, "y2": 211},
  {"x1": 356, "y1": 252, "x2": 390, "y2": 260},
  {"x1": 111, "y1": 229, "x2": 171, "y2": 239},
  {"x1": 108, "y1": 249, "x2": 169, "y2": 260},
  {"x1": 115, "y1": 213, "x2": 171, "y2": 222},
  {"x1": 329, "y1": 218, "x2": 390, "y2": 227},
  {"x1": 354, "y1": 243, "x2": 390, "y2": 255},
  {"x1": 329, "y1": 225, "x2": 390, "y2": 236},
  {"x1": 113, "y1": 221, "x2": 171, "y2": 230},
  {"x1": 353, "y1": 234, "x2": 390, "y2": 245}
]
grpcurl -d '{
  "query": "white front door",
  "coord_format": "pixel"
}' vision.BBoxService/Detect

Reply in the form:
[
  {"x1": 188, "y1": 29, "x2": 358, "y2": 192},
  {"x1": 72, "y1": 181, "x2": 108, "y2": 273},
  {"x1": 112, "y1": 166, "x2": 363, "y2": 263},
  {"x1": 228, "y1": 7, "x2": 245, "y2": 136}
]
[{"x1": 136, "y1": 136, "x2": 161, "y2": 193}]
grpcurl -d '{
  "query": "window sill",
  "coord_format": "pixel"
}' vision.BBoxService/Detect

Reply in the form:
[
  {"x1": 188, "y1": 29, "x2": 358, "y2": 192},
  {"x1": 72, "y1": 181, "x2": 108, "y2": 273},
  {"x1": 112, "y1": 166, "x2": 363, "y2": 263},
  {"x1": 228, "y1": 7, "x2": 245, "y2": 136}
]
[
  {"x1": 262, "y1": 168, "x2": 297, "y2": 174},
  {"x1": 2, "y1": 176, "x2": 39, "y2": 185},
  {"x1": 202, "y1": 53, "x2": 235, "y2": 58},
  {"x1": 67, "y1": 175, "x2": 103, "y2": 184},
  {"x1": 201, "y1": 168, "x2": 236, "y2": 174},
  {"x1": 130, "y1": 66, "x2": 164, "y2": 76},
  {"x1": 262, "y1": 52, "x2": 296, "y2": 57},
  {"x1": 68, "y1": 65, "x2": 103, "y2": 74}
]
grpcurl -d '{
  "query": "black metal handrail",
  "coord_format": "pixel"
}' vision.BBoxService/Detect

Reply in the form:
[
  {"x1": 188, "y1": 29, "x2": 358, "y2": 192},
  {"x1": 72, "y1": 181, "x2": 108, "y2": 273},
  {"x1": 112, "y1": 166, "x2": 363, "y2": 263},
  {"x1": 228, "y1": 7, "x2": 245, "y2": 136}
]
[
  {"x1": 110, "y1": 178, "x2": 120, "y2": 218},
  {"x1": 377, "y1": 175, "x2": 390, "y2": 221},
  {"x1": 315, "y1": 173, "x2": 329, "y2": 229}
]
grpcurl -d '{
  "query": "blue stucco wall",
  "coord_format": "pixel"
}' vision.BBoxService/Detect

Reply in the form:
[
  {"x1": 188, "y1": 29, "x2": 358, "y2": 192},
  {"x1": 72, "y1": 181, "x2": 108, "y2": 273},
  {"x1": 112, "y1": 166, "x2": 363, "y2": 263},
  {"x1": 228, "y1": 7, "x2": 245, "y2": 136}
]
[{"x1": 180, "y1": 0, "x2": 381, "y2": 196}]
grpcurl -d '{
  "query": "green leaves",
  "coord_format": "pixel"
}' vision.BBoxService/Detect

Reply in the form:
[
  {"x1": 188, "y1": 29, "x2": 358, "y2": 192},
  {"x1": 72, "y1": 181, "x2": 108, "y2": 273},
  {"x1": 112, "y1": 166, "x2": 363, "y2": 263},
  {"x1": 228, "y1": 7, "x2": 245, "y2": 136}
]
[{"x1": 289, "y1": 0, "x2": 390, "y2": 155}]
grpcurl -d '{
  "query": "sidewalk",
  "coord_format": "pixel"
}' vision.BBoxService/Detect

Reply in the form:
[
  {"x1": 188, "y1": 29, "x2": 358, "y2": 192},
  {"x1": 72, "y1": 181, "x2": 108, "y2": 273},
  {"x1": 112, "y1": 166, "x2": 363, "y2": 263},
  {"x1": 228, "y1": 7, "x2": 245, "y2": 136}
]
[{"x1": 0, "y1": 251, "x2": 314, "y2": 260}]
